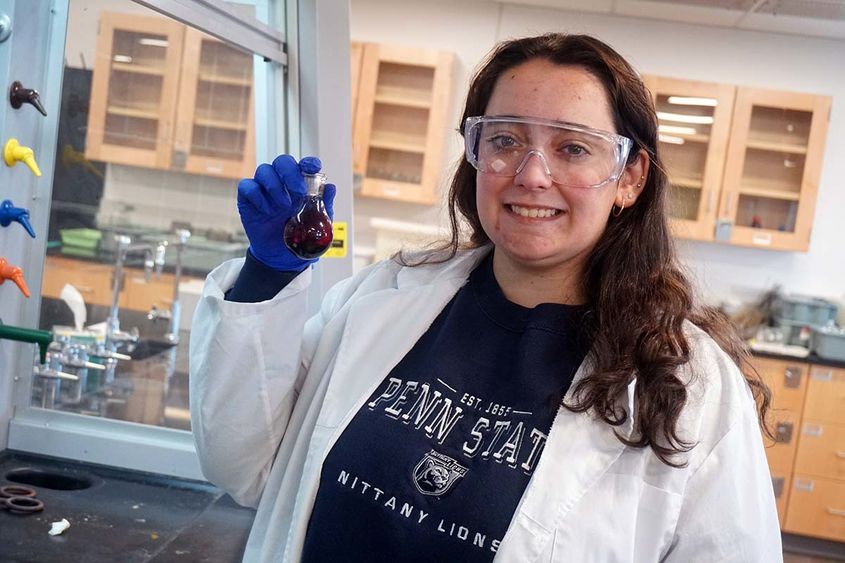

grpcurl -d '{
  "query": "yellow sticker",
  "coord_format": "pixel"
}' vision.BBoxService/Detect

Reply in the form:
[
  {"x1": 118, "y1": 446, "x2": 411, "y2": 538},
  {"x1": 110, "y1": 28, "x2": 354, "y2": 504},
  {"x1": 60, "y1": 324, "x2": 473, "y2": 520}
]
[{"x1": 324, "y1": 221, "x2": 347, "y2": 258}]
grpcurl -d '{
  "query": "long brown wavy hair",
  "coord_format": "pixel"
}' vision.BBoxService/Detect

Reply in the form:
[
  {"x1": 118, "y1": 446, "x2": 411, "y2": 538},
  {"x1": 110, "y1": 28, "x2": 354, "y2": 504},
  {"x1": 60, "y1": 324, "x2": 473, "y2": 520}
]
[{"x1": 403, "y1": 33, "x2": 771, "y2": 466}]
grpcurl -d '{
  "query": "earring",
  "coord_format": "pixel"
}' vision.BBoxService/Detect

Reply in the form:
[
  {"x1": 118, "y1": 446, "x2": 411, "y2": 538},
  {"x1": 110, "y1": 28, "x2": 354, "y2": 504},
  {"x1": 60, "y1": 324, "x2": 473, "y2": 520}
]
[
  {"x1": 636, "y1": 175, "x2": 645, "y2": 189},
  {"x1": 626, "y1": 192, "x2": 634, "y2": 200},
  {"x1": 612, "y1": 199, "x2": 626, "y2": 217}
]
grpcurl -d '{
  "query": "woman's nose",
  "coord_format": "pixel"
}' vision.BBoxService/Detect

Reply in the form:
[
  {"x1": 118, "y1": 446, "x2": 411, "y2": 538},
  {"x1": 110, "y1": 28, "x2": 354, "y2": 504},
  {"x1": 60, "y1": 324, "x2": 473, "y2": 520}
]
[{"x1": 513, "y1": 150, "x2": 553, "y2": 190}]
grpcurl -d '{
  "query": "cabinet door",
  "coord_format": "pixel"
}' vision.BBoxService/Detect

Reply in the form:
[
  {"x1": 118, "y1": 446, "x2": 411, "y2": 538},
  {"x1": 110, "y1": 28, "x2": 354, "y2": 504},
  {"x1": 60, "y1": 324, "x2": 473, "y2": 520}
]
[
  {"x1": 794, "y1": 421, "x2": 845, "y2": 481},
  {"x1": 42, "y1": 256, "x2": 120, "y2": 308},
  {"x1": 804, "y1": 365, "x2": 845, "y2": 425},
  {"x1": 751, "y1": 356, "x2": 808, "y2": 525},
  {"x1": 785, "y1": 475, "x2": 845, "y2": 541},
  {"x1": 173, "y1": 29, "x2": 256, "y2": 179},
  {"x1": 643, "y1": 76, "x2": 735, "y2": 241},
  {"x1": 719, "y1": 88, "x2": 831, "y2": 251},
  {"x1": 86, "y1": 12, "x2": 185, "y2": 170},
  {"x1": 353, "y1": 43, "x2": 454, "y2": 204},
  {"x1": 752, "y1": 357, "x2": 807, "y2": 464},
  {"x1": 123, "y1": 271, "x2": 175, "y2": 312}
]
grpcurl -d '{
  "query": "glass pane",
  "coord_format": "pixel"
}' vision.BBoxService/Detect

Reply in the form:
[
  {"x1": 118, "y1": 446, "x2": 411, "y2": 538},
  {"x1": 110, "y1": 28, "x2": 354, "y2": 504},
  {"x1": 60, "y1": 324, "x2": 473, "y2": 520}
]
[
  {"x1": 35, "y1": 0, "x2": 274, "y2": 431},
  {"x1": 736, "y1": 195, "x2": 798, "y2": 232},
  {"x1": 735, "y1": 104, "x2": 811, "y2": 232},
  {"x1": 655, "y1": 93, "x2": 718, "y2": 223}
]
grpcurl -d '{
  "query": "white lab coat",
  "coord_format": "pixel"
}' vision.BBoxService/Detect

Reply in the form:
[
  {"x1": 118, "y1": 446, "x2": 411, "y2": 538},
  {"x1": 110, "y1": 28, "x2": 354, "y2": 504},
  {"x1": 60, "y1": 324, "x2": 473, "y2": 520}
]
[{"x1": 190, "y1": 246, "x2": 782, "y2": 563}]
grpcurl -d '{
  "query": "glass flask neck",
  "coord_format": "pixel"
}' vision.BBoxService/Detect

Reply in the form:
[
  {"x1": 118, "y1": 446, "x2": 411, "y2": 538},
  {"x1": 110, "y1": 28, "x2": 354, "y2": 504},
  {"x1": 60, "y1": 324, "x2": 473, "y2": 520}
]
[{"x1": 304, "y1": 172, "x2": 327, "y2": 197}]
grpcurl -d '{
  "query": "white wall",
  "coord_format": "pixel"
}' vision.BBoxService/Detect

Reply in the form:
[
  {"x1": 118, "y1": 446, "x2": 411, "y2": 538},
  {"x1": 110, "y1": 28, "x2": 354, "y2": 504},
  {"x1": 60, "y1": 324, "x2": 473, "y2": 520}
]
[{"x1": 350, "y1": 0, "x2": 845, "y2": 310}]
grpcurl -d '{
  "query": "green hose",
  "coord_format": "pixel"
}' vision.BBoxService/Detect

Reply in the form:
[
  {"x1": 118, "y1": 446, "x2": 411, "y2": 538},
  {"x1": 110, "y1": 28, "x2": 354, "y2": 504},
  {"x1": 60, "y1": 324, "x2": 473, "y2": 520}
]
[{"x1": 0, "y1": 324, "x2": 53, "y2": 363}]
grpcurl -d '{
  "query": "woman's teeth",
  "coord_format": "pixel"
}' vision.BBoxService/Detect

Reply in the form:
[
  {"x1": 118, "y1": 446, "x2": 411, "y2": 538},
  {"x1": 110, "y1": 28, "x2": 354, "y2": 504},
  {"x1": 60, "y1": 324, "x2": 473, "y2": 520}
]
[{"x1": 508, "y1": 204, "x2": 561, "y2": 218}]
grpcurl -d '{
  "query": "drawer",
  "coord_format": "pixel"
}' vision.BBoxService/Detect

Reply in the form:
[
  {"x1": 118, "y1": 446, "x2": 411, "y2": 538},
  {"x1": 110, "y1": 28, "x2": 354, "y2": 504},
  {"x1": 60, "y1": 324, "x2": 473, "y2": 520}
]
[
  {"x1": 751, "y1": 357, "x2": 807, "y2": 413},
  {"x1": 794, "y1": 421, "x2": 845, "y2": 480},
  {"x1": 804, "y1": 366, "x2": 845, "y2": 425},
  {"x1": 763, "y1": 409, "x2": 800, "y2": 474},
  {"x1": 42, "y1": 257, "x2": 117, "y2": 307},
  {"x1": 784, "y1": 475, "x2": 845, "y2": 541},
  {"x1": 771, "y1": 472, "x2": 791, "y2": 527}
]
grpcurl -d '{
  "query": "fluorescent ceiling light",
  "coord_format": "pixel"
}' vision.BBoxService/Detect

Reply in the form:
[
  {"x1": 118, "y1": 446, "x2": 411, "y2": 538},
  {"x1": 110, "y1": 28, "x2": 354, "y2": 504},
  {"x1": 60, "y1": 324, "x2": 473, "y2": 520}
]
[
  {"x1": 658, "y1": 124, "x2": 698, "y2": 135},
  {"x1": 658, "y1": 134, "x2": 686, "y2": 145},
  {"x1": 139, "y1": 38, "x2": 169, "y2": 48},
  {"x1": 112, "y1": 55, "x2": 133, "y2": 63},
  {"x1": 657, "y1": 111, "x2": 715, "y2": 125},
  {"x1": 667, "y1": 96, "x2": 718, "y2": 107}
]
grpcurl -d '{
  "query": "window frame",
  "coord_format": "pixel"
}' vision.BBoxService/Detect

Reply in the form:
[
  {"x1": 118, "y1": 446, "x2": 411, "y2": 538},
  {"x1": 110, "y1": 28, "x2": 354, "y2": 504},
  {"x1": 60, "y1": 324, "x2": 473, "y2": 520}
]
[{"x1": 6, "y1": 0, "x2": 290, "y2": 480}]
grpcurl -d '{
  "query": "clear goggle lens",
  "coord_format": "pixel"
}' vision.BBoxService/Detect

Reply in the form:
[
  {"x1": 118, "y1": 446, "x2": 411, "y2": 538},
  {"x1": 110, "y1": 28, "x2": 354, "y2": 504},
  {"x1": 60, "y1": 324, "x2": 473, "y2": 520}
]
[{"x1": 464, "y1": 116, "x2": 633, "y2": 189}]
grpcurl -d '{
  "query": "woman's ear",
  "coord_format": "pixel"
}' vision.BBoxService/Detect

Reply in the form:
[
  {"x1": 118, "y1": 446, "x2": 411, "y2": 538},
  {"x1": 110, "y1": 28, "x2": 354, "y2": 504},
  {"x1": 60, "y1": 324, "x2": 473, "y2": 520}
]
[{"x1": 615, "y1": 149, "x2": 650, "y2": 208}]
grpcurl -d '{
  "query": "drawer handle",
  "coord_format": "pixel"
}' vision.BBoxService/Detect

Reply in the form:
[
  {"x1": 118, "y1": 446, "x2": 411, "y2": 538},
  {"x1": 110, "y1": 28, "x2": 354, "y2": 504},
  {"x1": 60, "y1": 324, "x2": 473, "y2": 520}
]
[
  {"x1": 813, "y1": 369, "x2": 834, "y2": 381},
  {"x1": 828, "y1": 508, "x2": 845, "y2": 517},
  {"x1": 803, "y1": 424, "x2": 824, "y2": 437}
]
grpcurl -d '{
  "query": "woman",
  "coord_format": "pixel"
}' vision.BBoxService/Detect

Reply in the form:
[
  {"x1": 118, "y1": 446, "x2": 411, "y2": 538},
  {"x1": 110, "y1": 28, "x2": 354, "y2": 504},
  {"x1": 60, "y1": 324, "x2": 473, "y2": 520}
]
[{"x1": 190, "y1": 33, "x2": 780, "y2": 562}]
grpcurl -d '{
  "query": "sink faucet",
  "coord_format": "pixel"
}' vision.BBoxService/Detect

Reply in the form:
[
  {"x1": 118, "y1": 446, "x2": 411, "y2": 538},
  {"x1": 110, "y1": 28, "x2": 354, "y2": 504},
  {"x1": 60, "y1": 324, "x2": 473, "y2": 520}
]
[
  {"x1": 107, "y1": 234, "x2": 166, "y2": 350},
  {"x1": 145, "y1": 229, "x2": 191, "y2": 344}
]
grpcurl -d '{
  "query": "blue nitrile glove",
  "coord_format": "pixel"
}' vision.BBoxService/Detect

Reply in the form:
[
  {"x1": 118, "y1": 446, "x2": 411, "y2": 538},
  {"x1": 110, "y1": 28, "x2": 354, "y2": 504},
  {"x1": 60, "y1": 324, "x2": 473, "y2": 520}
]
[{"x1": 237, "y1": 155, "x2": 336, "y2": 272}]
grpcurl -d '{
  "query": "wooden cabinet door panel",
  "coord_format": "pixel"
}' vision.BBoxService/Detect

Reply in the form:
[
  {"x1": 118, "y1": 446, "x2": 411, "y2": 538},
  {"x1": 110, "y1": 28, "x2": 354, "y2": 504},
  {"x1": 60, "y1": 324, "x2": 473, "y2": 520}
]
[
  {"x1": 804, "y1": 365, "x2": 845, "y2": 425},
  {"x1": 795, "y1": 421, "x2": 845, "y2": 481},
  {"x1": 720, "y1": 88, "x2": 831, "y2": 252},
  {"x1": 785, "y1": 475, "x2": 845, "y2": 540}
]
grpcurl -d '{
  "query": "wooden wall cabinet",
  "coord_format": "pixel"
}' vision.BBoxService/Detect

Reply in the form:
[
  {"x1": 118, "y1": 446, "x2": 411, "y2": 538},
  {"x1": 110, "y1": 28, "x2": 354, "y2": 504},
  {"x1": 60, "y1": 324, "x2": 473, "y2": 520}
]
[
  {"x1": 718, "y1": 88, "x2": 830, "y2": 252},
  {"x1": 352, "y1": 42, "x2": 454, "y2": 205},
  {"x1": 644, "y1": 76, "x2": 830, "y2": 251},
  {"x1": 86, "y1": 12, "x2": 255, "y2": 179},
  {"x1": 643, "y1": 76, "x2": 736, "y2": 241}
]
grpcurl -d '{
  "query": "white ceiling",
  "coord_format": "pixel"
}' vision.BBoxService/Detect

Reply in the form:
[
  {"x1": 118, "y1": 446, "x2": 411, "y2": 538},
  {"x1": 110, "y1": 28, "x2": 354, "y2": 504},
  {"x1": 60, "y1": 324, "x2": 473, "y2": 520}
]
[{"x1": 489, "y1": 0, "x2": 845, "y2": 40}]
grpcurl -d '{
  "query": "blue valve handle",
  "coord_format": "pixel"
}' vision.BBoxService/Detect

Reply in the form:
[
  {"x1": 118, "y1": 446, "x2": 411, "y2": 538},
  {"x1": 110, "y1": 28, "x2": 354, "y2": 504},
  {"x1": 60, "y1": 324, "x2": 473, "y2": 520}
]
[{"x1": 0, "y1": 199, "x2": 36, "y2": 238}]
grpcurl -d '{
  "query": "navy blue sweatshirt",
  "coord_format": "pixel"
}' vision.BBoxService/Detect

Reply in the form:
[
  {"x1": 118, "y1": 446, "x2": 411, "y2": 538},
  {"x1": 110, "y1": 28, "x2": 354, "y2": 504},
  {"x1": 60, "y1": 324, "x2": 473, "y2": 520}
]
[{"x1": 296, "y1": 253, "x2": 590, "y2": 562}]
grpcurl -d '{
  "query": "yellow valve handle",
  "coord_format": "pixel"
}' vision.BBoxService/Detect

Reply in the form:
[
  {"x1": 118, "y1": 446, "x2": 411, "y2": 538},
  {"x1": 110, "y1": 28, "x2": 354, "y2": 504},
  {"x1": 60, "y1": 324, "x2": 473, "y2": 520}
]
[{"x1": 4, "y1": 138, "x2": 42, "y2": 177}]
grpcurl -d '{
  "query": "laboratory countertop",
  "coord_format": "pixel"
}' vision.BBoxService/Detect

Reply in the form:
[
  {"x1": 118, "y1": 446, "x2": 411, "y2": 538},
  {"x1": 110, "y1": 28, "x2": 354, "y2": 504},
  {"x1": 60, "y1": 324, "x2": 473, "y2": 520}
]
[
  {"x1": 45, "y1": 246, "x2": 221, "y2": 280},
  {"x1": 0, "y1": 451, "x2": 255, "y2": 563},
  {"x1": 751, "y1": 349, "x2": 845, "y2": 370}
]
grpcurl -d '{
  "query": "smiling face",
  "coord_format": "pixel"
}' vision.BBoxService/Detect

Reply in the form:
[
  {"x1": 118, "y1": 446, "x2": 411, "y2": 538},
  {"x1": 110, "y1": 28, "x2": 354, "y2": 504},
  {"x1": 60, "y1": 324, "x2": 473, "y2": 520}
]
[{"x1": 477, "y1": 59, "x2": 628, "y2": 285}]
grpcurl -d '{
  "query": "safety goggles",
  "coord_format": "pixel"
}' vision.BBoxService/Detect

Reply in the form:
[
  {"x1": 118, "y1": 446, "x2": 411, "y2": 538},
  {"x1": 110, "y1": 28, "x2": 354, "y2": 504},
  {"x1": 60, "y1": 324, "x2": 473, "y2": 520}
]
[{"x1": 464, "y1": 116, "x2": 633, "y2": 189}]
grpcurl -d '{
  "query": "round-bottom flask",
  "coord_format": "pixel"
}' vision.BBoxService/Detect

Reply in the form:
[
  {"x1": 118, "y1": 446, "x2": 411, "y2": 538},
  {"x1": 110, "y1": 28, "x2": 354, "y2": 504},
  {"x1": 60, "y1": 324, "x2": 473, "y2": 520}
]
[{"x1": 283, "y1": 172, "x2": 333, "y2": 259}]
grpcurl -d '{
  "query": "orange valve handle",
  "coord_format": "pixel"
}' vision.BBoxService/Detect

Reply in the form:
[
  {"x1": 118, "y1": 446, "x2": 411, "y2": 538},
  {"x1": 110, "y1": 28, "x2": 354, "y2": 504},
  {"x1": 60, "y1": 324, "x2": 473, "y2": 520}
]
[{"x1": 0, "y1": 257, "x2": 30, "y2": 297}]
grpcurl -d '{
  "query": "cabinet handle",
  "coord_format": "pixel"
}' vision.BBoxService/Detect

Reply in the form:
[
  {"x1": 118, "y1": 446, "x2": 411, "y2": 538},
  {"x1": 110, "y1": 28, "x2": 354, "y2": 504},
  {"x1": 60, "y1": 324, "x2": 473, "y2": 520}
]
[
  {"x1": 812, "y1": 369, "x2": 833, "y2": 381},
  {"x1": 784, "y1": 366, "x2": 802, "y2": 388},
  {"x1": 772, "y1": 476, "x2": 784, "y2": 498},
  {"x1": 803, "y1": 424, "x2": 823, "y2": 437},
  {"x1": 775, "y1": 421, "x2": 794, "y2": 443},
  {"x1": 828, "y1": 508, "x2": 845, "y2": 517},
  {"x1": 795, "y1": 479, "x2": 815, "y2": 492}
]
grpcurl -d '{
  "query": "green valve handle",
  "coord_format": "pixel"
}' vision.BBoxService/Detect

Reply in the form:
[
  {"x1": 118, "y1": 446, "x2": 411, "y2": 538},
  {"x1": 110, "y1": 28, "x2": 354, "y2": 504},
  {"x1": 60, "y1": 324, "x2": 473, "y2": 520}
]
[{"x1": 0, "y1": 324, "x2": 53, "y2": 363}]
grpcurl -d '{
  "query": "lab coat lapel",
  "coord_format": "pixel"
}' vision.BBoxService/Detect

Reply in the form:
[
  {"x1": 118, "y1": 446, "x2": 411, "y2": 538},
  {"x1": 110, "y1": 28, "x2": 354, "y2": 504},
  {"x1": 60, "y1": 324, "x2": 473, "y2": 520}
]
[
  {"x1": 495, "y1": 364, "x2": 633, "y2": 562},
  {"x1": 317, "y1": 249, "x2": 490, "y2": 431},
  {"x1": 315, "y1": 278, "x2": 467, "y2": 431}
]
